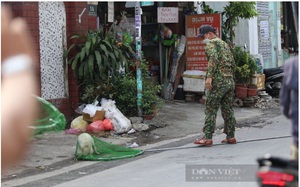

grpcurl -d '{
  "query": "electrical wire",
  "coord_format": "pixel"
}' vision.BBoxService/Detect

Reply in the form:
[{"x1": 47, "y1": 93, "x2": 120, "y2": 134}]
[{"x1": 144, "y1": 135, "x2": 292, "y2": 152}]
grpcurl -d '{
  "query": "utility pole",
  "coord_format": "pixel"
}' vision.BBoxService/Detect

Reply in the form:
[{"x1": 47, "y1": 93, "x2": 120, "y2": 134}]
[
  {"x1": 135, "y1": 3, "x2": 143, "y2": 117},
  {"x1": 291, "y1": 2, "x2": 298, "y2": 44},
  {"x1": 126, "y1": 1, "x2": 154, "y2": 117}
]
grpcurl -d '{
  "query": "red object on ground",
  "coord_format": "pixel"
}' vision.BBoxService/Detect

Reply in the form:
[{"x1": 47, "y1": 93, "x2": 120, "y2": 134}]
[
  {"x1": 87, "y1": 121, "x2": 103, "y2": 133},
  {"x1": 100, "y1": 119, "x2": 114, "y2": 131}
]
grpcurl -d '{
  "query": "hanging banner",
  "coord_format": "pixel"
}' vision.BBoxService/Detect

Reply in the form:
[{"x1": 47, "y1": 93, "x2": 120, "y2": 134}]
[
  {"x1": 108, "y1": 2, "x2": 114, "y2": 23},
  {"x1": 185, "y1": 14, "x2": 221, "y2": 71}
]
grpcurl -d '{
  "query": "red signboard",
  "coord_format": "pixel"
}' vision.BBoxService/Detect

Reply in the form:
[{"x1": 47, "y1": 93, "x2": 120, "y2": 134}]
[{"x1": 185, "y1": 14, "x2": 221, "y2": 71}]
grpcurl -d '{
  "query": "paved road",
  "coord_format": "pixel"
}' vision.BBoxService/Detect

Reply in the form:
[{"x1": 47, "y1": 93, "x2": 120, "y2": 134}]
[
  {"x1": 1, "y1": 101, "x2": 270, "y2": 180},
  {"x1": 2, "y1": 115, "x2": 293, "y2": 187}
]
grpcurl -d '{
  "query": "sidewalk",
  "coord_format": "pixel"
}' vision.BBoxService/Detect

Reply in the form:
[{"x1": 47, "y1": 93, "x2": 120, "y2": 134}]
[{"x1": 2, "y1": 100, "x2": 271, "y2": 178}]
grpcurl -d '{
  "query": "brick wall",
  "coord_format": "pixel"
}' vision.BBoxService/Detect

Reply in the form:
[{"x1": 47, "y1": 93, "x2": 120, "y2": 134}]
[
  {"x1": 64, "y1": 2, "x2": 97, "y2": 122},
  {"x1": 6, "y1": 2, "x2": 42, "y2": 95},
  {"x1": 5, "y1": 2, "x2": 98, "y2": 123}
]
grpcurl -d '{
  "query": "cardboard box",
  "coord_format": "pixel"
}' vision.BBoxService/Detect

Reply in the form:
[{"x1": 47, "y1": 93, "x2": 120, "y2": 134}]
[
  {"x1": 251, "y1": 74, "x2": 265, "y2": 90},
  {"x1": 83, "y1": 110, "x2": 105, "y2": 122},
  {"x1": 182, "y1": 76, "x2": 205, "y2": 92}
]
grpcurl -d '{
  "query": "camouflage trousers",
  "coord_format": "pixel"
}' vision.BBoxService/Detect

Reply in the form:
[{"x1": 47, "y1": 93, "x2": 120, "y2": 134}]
[{"x1": 203, "y1": 78, "x2": 236, "y2": 139}]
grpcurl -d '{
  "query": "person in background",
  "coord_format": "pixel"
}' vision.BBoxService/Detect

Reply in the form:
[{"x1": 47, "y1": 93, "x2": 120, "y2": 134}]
[
  {"x1": 1, "y1": 6, "x2": 38, "y2": 170},
  {"x1": 193, "y1": 25, "x2": 236, "y2": 146},
  {"x1": 279, "y1": 55, "x2": 298, "y2": 160}
]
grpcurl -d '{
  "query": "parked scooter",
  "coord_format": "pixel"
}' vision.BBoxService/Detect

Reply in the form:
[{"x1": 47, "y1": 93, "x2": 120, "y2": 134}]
[
  {"x1": 263, "y1": 67, "x2": 284, "y2": 97},
  {"x1": 257, "y1": 154, "x2": 298, "y2": 187}
]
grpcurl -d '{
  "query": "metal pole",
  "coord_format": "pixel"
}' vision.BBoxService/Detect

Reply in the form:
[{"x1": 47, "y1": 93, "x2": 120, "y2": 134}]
[
  {"x1": 135, "y1": 3, "x2": 143, "y2": 117},
  {"x1": 291, "y1": 2, "x2": 298, "y2": 44}
]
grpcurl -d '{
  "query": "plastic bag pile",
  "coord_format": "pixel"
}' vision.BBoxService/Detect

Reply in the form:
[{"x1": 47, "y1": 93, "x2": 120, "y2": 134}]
[{"x1": 67, "y1": 99, "x2": 132, "y2": 135}]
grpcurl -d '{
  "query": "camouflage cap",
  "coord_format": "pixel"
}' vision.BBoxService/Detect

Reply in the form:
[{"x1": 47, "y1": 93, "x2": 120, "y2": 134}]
[{"x1": 197, "y1": 25, "x2": 216, "y2": 38}]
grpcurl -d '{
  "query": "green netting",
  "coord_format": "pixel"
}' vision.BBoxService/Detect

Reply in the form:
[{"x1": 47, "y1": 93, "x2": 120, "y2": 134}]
[
  {"x1": 33, "y1": 96, "x2": 66, "y2": 134},
  {"x1": 75, "y1": 136, "x2": 144, "y2": 161}
]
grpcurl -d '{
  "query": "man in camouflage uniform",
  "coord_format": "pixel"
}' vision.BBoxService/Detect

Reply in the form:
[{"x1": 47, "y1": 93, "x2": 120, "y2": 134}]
[{"x1": 194, "y1": 25, "x2": 236, "y2": 146}]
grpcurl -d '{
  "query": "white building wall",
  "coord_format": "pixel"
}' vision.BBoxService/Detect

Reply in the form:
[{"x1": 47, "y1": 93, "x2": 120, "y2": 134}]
[
  {"x1": 248, "y1": 17, "x2": 259, "y2": 55},
  {"x1": 205, "y1": 1, "x2": 228, "y2": 12},
  {"x1": 196, "y1": 2, "x2": 281, "y2": 67},
  {"x1": 233, "y1": 19, "x2": 250, "y2": 49},
  {"x1": 39, "y1": 2, "x2": 67, "y2": 99},
  {"x1": 205, "y1": 1, "x2": 260, "y2": 56},
  {"x1": 234, "y1": 17, "x2": 259, "y2": 55}
]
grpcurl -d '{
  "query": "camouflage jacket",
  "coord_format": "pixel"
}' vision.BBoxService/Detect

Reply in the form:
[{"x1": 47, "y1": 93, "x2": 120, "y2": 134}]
[{"x1": 205, "y1": 37, "x2": 235, "y2": 81}]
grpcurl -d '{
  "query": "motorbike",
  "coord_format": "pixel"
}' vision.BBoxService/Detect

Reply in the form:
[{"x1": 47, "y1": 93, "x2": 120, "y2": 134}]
[
  {"x1": 257, "y1": 154, "x2": 298, "y2": 187},
  {"x1": 263, "y1": 67, "x2": 284, "y2": 98}
]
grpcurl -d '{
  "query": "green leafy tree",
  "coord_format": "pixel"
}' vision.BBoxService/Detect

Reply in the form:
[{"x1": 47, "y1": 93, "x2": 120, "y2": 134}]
[
  {"x1": 201, "y1": 2, "x2": 258, "y2": 47},
  {"x1": 64, "y1": 29, "x2": 134, "y2": 103},
  {"x1": 223, "y1": 2, "x2": 258, "y2": 47},
  {"x1": 200, "y1": 2, "x2": 217, "y2": 14}
]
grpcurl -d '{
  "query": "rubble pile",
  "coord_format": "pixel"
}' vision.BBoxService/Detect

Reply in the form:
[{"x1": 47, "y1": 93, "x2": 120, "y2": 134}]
[
  {"x1": 243, "y1": 96, "x2": 260, "y2": 107},
  {"x1": 233, "y1": 90, "x2": 280, "y2": 109},
  {"x1": 254, "y1": 95, "x2": 279, "y2": 109},
  {"x1": 130, "y1": 117, "x2": 150, "y2": 132},
  {"x1": 145, "y1": 115, "x2": 169, "y2": 128}
]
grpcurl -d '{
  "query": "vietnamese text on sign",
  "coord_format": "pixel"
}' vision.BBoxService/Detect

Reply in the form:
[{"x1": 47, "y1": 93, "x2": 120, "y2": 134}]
[{"x1": 157, "y1": 7, "x2": 178, "y2": 23}]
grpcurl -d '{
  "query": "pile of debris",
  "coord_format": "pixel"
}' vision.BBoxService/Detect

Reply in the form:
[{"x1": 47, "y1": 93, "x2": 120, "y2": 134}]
[
  {"x1": 254, "y1": 98, "x2": 279, "y2": 109},
  {"x1": 233, "y1": 91, "x2": 280, "y2": 109},
  {"x1": 254, "y1": 90, "x2": 280, "y2": 109},
  {"x1": 243, "y1": 96, "x2": 260, "y2": 107},
  {"x1": 233, "y1": 96, "x2": 260, "y2": 107}
]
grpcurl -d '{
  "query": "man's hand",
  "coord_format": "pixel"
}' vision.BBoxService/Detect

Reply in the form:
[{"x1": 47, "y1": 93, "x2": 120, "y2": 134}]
[
  {"x1": 205, "y1": 77, "x2": 213, "y2": 91},
  {"x1": 1, "y1": 6, "x2": 35, "y2": 62},
  {"x1": 1, "y1": 6, "x2": 38, "y2": 170}
]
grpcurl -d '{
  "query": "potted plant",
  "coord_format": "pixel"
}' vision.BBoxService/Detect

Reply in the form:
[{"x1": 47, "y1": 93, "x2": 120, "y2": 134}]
[
  {"x1": 232, "y1": 46, "x2": 259, "y2": 99},
  {"x1": 235, "y1": 64, "x2": 251, "y2": 85},
  {"x1": 232, "y1": 46, "x2": 258, "y2": 85},
  {"x1": 247, "y1": 84, "x2": 258, "y2": 97},
  {"x1": 234, "y1": 65, "x2": 249, "y2": 99}
]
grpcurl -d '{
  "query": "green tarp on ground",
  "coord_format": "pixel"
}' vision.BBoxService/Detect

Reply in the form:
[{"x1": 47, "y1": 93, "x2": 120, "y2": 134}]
[
  {"x1": 33, "y1": 96, "x2": 66, "y2": 134},
  {"x1": 75, "y1": 136, "x2": 144, "y2": 161}
]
